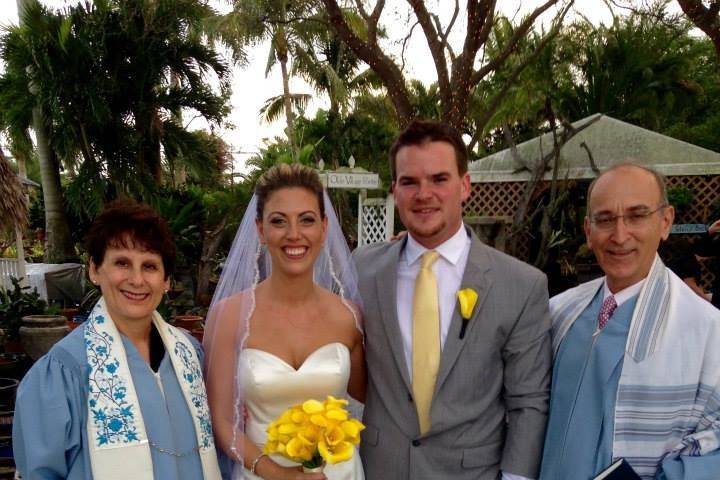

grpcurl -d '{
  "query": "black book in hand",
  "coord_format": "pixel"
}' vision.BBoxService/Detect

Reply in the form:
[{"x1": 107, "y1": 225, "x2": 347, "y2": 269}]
[{"x1": 593, "y1": 458, "x2": 641, "y2": 480}]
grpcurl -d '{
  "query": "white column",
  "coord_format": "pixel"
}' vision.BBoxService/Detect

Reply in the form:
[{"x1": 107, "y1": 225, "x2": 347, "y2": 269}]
[
  {"x1": 385, "y1": 193, "x2": 395, "y2": 241},
  {"x1": 357, "y1": 189, "x2": 366, "y2": 246},
  {"x1": 15, "y1": 225, "x2": 27, "y2": 287}
]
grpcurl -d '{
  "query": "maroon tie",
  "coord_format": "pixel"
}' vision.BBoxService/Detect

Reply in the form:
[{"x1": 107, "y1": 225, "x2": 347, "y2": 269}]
[{"x1": 598, "y1": 295, "x2": 617, "y2": 330}]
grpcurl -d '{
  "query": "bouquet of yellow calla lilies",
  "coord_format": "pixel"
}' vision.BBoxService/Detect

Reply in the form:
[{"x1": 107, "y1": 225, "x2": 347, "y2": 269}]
[{"x1": 263, "y1": 395, "x2": 365, "y2": 470}]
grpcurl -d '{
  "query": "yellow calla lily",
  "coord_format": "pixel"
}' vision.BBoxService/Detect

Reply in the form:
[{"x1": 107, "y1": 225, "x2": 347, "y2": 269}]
[
  {"x1": 326, "y1": 409, "x2": 348, "y2": 421},
  {"x1": 318, "y1": 440, "x2": 354, "y2": 464},
  {"x1": 324, "y1": 424, "x2": 346, "y2": 446},
  {"x1": 302, "y1": 399, "x2": 325, "y2": 414},
  {"x1": 285, "y1": 438, "x2": 303, "y2": 457},
  {"x1": 298, "y1": 424, "x2": 321, "y2": 444},
  {"x1": 325, "y1": 395, "x2": 349, "y2": 408},
  {"x1": 457, "y1": 288, "x2": 478, "y2": 319},
  {"x1": 278, "y1": 423, "x2": 300, "y2": 435},
  {"x1": 291, "y1": 409, "x2": 306, "y2": 423},
  {"x1": 286, "y1": 437, "x2": 311, "y2": 461},
  {"x1": 310, "y1": 413, "x2": 328, "y2": 427},
  {"x1": 340, "y1": 418, "x2": 365, "y2": 444},
  {"x1": 278, "y1": 410, "x2": 294, "y2": 423}
]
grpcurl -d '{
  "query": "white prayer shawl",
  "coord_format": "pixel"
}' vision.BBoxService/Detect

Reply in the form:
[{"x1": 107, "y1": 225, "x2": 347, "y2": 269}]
[
  {"x1": 84, "y1": 298, "x2": 221, "y2": 480},
  {"x1": 550, "y1": 255, "x2": 720, "y2": 478}
]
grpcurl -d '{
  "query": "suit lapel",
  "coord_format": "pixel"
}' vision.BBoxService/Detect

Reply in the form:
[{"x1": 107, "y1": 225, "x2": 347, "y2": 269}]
[
  {"x1": 434, "y1": 233, "x2": 492, "y2": 393},
  {"x1": 374, "y1": 238, "x2": 413, "y2": 392}
]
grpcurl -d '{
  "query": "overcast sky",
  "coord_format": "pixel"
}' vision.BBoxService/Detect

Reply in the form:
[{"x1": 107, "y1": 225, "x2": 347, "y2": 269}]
[{"x1": 1, "y1": 1, "x2": 657, "y2": 172}]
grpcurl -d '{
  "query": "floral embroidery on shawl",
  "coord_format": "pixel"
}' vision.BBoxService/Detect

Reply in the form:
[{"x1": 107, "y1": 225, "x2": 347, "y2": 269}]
[
  {"x1": 167, "y1": 326, "x2": 214, "y2": 449},
  {"x1": 85, "y1": 311, "x2": 141, "y2": 447}
]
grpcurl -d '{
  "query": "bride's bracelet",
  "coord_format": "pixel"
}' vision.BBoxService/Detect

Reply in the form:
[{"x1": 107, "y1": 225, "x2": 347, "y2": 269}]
[{"x1": 250, "y1": 453, "x2": 268, "y2": 475}]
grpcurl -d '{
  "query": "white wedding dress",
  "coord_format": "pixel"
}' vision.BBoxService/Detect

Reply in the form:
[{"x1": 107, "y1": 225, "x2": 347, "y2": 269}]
[{"x1": 236, "y1": 342, "x2": 365, "y2": 480}]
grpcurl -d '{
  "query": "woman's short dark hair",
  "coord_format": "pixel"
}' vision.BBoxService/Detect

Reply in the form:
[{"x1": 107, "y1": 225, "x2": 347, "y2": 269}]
[
  {"x1": 255, "y1": 163, "x2": 325, "y2": 220},
  {"x1": 389, "y1": 120, "x2": 468, "y2": 180},
  {"x1": 85, "y1": 199, "x2": 176, "y2": 278}
]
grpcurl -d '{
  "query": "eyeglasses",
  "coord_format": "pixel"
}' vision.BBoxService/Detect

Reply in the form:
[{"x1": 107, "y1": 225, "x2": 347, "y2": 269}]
[{"x1": 589, "y1": 205, "x2": 668, "y2": 231}]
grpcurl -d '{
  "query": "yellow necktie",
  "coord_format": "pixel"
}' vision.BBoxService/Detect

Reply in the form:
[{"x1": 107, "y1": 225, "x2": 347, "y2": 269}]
[{"x1": 412, "y1": 250, "x2": 440, "y2": 435}]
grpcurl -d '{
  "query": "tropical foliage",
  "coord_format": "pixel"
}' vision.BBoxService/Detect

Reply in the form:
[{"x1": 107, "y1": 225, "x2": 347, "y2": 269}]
[
  {"x1": 2, "y1": 0, "x2": 231, "y2": 214},
  {"x1": 2, "y1": 0, "x2": 720, "y2": 307}
]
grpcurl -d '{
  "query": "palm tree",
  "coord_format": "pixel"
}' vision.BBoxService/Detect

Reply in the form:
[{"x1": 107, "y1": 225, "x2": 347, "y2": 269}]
[
  {"x1": 221, "y1": 0, "x2": 319, "y2": 159},
  {"x1": 11, "y1": 0, "x2": 75, "y2": 262},
  {"x1": 3, "y1": 0, "x2": 232, "y2": 217}
]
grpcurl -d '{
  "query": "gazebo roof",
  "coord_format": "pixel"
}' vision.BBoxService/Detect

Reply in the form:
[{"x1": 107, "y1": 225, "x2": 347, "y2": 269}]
[
  {"x1": 0, "y1": 152, "x2": 28, "y2": 232},
  {"x1": 469, "y1": 114, "x2": 720, "y2": 183}
]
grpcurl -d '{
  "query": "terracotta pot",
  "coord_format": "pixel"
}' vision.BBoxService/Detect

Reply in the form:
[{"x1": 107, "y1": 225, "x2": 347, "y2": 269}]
[
  {"x1": 172, "y1": 315, "x2": 203, "y2": 330},
  {"x1": 60, "y1": 308, "x2": 79, "y2": 323},
  {"x1": 19, "y1": 315, "x2": 69, "y2": 360}
]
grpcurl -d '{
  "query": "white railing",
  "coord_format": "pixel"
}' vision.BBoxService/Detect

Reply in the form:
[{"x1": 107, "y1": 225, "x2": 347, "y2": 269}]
[{"x1": 0, "y1": 258, "x2": 21, "y2": 291}]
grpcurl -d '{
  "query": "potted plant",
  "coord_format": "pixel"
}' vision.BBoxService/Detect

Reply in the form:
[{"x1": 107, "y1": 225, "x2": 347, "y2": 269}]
[
  {"x1": 172, "y1": 314, "x2": 204, "y2": 331},
  {"x1": 0, "y1": 278, "x2": 47, "y2": 352}
]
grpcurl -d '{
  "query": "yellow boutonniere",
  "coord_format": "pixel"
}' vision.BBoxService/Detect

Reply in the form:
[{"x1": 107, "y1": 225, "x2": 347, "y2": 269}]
[{"x1": 457, "y1": 288, "x2": 478, "y2": 339}]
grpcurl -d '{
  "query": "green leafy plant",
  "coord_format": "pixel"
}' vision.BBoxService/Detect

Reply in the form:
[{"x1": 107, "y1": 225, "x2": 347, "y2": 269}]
[
  {"x1": 26, "y1": 240, "x2": 45, "y2": 262},
  {"x1": 667, "y1": 186, "x2": 694, "y2": 212},
  {"x1": 0, "y1": 278, "x2": 48, "y2": 342}
]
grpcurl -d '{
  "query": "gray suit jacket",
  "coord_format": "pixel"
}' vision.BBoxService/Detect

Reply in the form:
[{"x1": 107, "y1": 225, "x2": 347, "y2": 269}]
[{"x1": 354, "y1": 228, "x2": 551, "y2": 480}]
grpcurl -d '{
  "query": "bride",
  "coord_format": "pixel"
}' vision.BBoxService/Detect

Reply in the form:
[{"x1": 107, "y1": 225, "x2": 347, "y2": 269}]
[{"x1": 204, "y1": 163, "x2": 366, "y2": 480}]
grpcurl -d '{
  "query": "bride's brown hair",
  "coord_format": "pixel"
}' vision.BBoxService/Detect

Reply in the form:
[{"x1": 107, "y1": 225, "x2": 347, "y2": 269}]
[{"x1": 255, "y1": 163, "x2": 325, "y2": 220}]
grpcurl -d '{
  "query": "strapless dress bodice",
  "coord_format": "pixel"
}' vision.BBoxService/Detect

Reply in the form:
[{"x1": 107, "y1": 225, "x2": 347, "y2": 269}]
[{"x1": 235, "y1": 342, "x2": 364, "y2": 480}]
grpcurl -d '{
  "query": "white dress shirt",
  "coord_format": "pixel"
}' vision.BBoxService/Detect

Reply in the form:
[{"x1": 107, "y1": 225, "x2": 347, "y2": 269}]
[
  {"x1": 397, "y1": 225, "x2": 534, "y2": 480},
  {"x1": 397, "y1": 224, "x2": 470, "y2": 376},
  {"x1": 602, "y1": 278, "x2": 646, "y2": 308}
]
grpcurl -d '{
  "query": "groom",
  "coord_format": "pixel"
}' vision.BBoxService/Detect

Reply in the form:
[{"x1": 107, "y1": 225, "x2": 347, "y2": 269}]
[{"x1": 354, "y1": 120, "x2": 552, "y2": 480}]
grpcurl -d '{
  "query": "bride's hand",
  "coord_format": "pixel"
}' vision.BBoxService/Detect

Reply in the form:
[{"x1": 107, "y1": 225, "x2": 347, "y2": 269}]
[{"x1": 256, "y1": 459, "x2": 327, "y2": 480}]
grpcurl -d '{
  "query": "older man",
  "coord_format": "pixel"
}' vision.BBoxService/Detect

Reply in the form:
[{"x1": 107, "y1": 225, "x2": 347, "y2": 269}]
[{"x1": 540, "y1": 163, "x2": 720, "y2": 480}]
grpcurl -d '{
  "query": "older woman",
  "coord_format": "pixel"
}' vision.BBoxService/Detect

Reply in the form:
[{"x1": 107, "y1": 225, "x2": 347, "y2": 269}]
[{"x1": 12, "y1": 199, "x2": 221, "y2": 480}]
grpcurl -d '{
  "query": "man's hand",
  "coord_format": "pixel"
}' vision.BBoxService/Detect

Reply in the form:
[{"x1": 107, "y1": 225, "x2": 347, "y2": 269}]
[
  {"x1": 708, "y1": 219, "x2": 720, "y2": 236},
  {"x1": 390, "y1": 230, "x2": 407, "y2": 241}
]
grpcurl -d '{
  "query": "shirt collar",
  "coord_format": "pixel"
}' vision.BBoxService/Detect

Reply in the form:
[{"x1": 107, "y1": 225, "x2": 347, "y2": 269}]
[
  {"x1": 404, "y1": 224, "x2": 469, "y2": 266},
  {"x1": 603, "y1": 277, "x2": 646, "y2": 308}
]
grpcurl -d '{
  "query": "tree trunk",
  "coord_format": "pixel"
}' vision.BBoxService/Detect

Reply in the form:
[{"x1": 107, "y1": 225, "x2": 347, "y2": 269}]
[
  {"x1": 677, "y1": 0, "x2": 720, "y2": 58},
  {"x1": 195, "y1": 217, "x2": 227, "y2": 306},
  {"x1": 321, "y1": 0, "x2": 414, "y2": 127},
  {"x1": 32, "y1": 107, "x2": 76, "y2": 263},
  {"x1": 17, "y1": 0, "x2": 75, "y2": 263},
  {"x1": 278, "y1": 45, "x2": 299, "y2": 160},
  {"x1": 135, "y1": 109, "x2": 163, "y2": 183},
  {"x1": 328, "y1": 97, "x2": 341, "y2": 168},
  {"x1": 322, "y1": 0, "x2": 564, "y2": 132}
]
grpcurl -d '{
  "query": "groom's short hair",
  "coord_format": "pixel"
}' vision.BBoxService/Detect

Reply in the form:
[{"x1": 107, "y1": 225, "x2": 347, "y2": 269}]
[{"x1": 389, "y1": 120, "x2": 468, "y2": 180}]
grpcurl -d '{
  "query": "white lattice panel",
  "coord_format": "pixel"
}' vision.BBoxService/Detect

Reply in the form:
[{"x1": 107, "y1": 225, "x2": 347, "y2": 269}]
[{"x1": 358, "y1": 196, "x2": 394, "y2": 246}]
